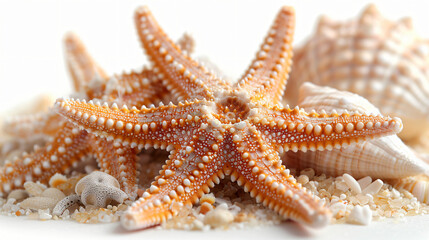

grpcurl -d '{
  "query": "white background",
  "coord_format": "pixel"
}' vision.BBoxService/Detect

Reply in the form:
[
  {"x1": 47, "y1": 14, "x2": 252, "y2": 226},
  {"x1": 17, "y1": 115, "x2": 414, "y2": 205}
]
[
  {"x1": 2, "y1": 0, "x2": 429, "y2": 239},
  {"x1": 2, "y1": 0, "x2": 429, "y2": 112}
]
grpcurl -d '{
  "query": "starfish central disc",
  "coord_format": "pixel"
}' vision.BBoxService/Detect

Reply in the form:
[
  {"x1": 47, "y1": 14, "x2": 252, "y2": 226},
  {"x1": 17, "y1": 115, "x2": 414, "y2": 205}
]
[{"x1": 213, "y1": 91, "x2": 253, "y2": 124}]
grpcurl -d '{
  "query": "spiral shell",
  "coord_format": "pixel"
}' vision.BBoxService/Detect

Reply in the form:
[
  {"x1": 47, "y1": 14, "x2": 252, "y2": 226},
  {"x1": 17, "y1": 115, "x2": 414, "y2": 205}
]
[
  {"x1": 286, "y1": 4, "x2": 429, "y2": 140},
  {"x1": 283, "y1": 82, "x2": 428, "y2": 179}
]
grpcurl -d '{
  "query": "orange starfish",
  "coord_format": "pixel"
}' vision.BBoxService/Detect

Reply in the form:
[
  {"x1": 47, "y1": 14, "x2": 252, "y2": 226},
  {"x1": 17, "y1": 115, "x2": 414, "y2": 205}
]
[
  {"x1": 0, "y1": 33, "x2": 170, "y2": 198},
  {"x1": 55, "y1": 6, "x2": 402, "y2": 229}
]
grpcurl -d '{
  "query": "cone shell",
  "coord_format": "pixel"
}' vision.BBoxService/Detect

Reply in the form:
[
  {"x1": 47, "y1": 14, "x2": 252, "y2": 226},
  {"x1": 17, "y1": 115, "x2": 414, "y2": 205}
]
[
  {"x1": 286, "y1": 4, "x2": 429, "y2": 140},
  {"x1": 283, "y1": 82, "x2": 428, "y2": 179},
  {"x1": 391, "y1": 175, "x2": 429, "y2": 204}
]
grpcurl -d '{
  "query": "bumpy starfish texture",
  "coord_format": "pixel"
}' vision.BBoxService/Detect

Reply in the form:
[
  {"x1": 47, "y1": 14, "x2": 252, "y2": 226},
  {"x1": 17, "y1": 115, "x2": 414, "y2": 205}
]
[
  {"x1": 0, "y1": 33, "x2": 171, "y2": 198},
  {"x1": 284, "y1": 82, "x2": 427, "y2": 179},
  {"x1": 55, "y1": 6, "x2": 403, "y2": 230}
]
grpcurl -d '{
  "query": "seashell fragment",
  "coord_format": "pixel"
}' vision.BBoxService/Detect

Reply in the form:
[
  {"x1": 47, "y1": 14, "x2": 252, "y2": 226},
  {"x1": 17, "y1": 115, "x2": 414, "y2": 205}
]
[
  {"x1": 7, "y1": 189, "x2": 29, "y2": 202},
  {"x1": 75, "y1": 171, "x2": 128, "y2": 207},
  {"x1": 41, "y1": 188, "x2": 66, "y2": 202},
  {"x1": 283, "y1": 83, "x2": 428, "y2": 179},
  {"x1": 49, "y1": 173, "x2": 68, "y2": 188},
  {"x1": 24, "y1": 181, "x2": 47, "y2": 197},
  {"x1": 199, "y1": 193, "x2": 216, "y2": 214},
  {"x1": 52, "y1": 194, "x2": 82, "y2": 216},
  {"x1": 286, "y1": 4, "x2": 429, "y2": 140},
  {"x1": 391, "y1": 175, "x2": 429, "y2": 203},
  {"x1": 20, "y1": 197, "x2": 58, "y2": 211}
]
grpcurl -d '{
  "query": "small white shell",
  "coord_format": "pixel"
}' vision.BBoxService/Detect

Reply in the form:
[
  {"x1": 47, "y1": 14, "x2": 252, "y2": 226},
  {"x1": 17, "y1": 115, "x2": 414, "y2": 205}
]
[
  {"x1": 286, "y1": 4, "x2": 429, "y2": 141},
  {"x1": 391, "y1": 175, "x2": 429, "y2": 203},
  {"x1": 284, "y1": 83, "x2": 428, "y2": 179}
]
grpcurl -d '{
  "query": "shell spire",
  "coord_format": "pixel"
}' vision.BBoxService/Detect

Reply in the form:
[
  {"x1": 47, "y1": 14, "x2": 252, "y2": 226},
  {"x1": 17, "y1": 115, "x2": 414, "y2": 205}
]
[{"x1": 286, "y1": 4, "x2": 429, "y2": 141}]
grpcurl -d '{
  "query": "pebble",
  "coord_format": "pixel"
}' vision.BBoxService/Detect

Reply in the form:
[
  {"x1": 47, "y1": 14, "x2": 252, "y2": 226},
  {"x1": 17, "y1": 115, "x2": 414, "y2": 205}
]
[
  {"x1": 41, "y1": 188, "x2": 66, "y2": 202},
  {"x1": 347, "y1": 205, "x2": 372, "y2": 225},
  {"x1": 7, "y1": 189, "x2": 29, "y2": 202},
  {"x1": 98, "y1": 211, "x2": 113, "y2": 223},
  {"x1": 24, "y1": 182, "x2": 46, "y2": 197},
  {"x1": 357, "y1": 176, "x2": 372, "y2": 189},
  {"x1": 356, "y1": 194, "x2": 371, "y2": 205},
  {"x1": 297, "y1": 175, "x2": 309, "y2": 185},
  {"x1": 20, "y1": 197, "x2": 58, "y2": 211},
  {"x1": 300, "y1": 168, "x2": 315, "y2": 179},
  {"x1": 191, "y1": 219, "x2": 205, "y2": 230},
  {"x1": 362, "y1": 179, "x2": 383, "y2": 195},
  {"x1": 343, "y1": 174, "x2": 362, "y2": 194},
  {"x1": 38, "y1": 209, "x2": 53, "y2": 220},
  {"x1": 335, "y1": 181, "x2": 349, "y2": 192},
  {"x1": 203, "y1": 209, "x2": 234, "y2": 228},
  {"x1": 329, "y1": 202, "x2": 347, "y2": 216}
]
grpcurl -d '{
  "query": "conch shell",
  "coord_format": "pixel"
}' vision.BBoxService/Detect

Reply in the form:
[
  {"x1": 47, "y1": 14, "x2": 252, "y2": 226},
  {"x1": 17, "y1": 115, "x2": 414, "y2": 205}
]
[
  {"x1": 283, "y1": 82, "x2": 428, "y2": 179},
  {"x1": 286, "y1": 4, "x2": 429, "y2": 141}
]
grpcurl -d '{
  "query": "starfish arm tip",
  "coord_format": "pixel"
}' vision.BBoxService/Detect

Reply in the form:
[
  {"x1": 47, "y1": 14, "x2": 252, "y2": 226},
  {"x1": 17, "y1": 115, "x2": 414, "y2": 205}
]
[{"x1": 307, "y1": 210, "x2": 332, "y2": 228}]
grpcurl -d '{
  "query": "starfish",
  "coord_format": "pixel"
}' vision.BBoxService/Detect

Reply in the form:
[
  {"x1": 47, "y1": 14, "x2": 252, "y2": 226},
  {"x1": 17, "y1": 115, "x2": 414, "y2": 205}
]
[
  {"x1": 55, "y1": 6, "x2": 403, "y2": 229},
  {"x1": 0, "y1": 33, "x2": 172, "y2": 198}
]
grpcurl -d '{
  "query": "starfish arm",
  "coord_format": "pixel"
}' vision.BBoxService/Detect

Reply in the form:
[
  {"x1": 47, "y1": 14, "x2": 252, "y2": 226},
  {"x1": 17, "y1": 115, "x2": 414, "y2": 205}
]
[
  {"x1": 105, "y1": 68, "x2": 169, "y2": 107},
  {"x1": 64, "y1": 33, "x2": 108, "y2": 97},
  {"x1": 0, "y1": 123, "x2": 90, "y2": 196},
  {"x1": 54, "y1": 98, "x2": 209, "y2": 149},
  {"x1": 92, "y1": 137, "x2": 139, "y2": 199},
  {"x1": 3, "y1": 111, "x2": 63, "y2": 139},
  {"x1": 121, "y1": 131, "x2": 225, "y2": 230},
  {"x1": 252, "y1": 105, "x2": 403, "y2": 152},
  {"x1": 235, "y1": 6, "x2": 295, "y2": 104},
  {"x1": 134, "y1": 6, "x2": 230, "y2": 101},
  {"x1": 229, "y1": 124, "x2": 330, "y2": 228},
  {"x1": 177, "y1": 33, "x2": 195, "y2": 55}
]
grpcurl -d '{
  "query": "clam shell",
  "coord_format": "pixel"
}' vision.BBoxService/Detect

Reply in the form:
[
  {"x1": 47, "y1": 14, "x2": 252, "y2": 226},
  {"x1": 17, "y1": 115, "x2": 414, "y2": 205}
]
[
  {"x1": 286, "y1": 4, "x2": 429, "y2": 140},
  {"x1": 283, "y1": 82, "x2": 428, "y2": 179}
]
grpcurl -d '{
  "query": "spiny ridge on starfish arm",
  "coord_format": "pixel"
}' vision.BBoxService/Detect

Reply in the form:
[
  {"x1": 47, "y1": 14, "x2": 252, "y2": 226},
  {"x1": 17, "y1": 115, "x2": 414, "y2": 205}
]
[
  {"x1": 54, "y1": 5, "x2": 403, "y2": 230},
  {"x1": 0, "y1": 123, "x2": 90, "y2": 196},
  {"x1": 135, "y1": 6, "x2": 231, "y2": 101},
  {"x1": 64, "y1": 32, "x2": 109, "y2": 98},
  {"x1": 0, "y1": 33, "x2": 173, "y2": 199},
  {"x1": 2, "y1": 111, "x2": 64, "y2": 140},
  {"x1": 64, "y1": 32, "x2": 170, "y2": 106}
]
